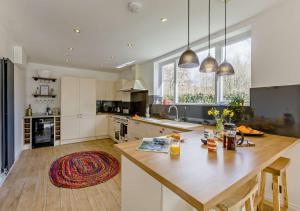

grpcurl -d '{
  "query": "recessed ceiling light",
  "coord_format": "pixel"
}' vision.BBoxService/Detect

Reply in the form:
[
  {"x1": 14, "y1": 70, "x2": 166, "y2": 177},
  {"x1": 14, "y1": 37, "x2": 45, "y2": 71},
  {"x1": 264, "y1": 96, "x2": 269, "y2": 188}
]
[
  {"x1": 73, "y1": 28, "x2": 81, "y2": 33},
  {"x1": 110, "y1": 56, "x2": 114, "y2": 59},
  {"x1": 116, "y1": 61, "x2": 136, "y2": 69},
  {"x1": 161, "y1": 18, "x2": 168, "y2": 23},
  {"x1": 67, "y1": 47, "x2": 73, "y2": 51},
  {"x1": 127, "y1": 43, "x2": 133, "y2": 48}
]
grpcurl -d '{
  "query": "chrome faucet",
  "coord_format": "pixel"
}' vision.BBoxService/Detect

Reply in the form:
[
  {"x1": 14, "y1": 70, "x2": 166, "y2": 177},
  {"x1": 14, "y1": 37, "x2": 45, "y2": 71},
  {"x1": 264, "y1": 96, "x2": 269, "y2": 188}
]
[{"x1": 168, "y1": 105, "x2": 180, "y2": 122}]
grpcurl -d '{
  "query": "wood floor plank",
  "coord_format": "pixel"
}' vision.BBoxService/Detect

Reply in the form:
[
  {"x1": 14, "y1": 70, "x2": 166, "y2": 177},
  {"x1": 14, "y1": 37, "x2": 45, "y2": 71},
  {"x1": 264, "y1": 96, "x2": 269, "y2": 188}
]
[{"x1": 0, "y1": 139, "x2": 121, "y2": 211}]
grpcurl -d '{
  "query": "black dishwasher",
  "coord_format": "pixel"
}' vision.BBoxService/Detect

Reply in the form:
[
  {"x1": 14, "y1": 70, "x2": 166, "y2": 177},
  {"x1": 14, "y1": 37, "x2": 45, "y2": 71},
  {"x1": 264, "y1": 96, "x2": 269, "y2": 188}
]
[{"x1": 32, "y1": 117, "x2": 54, "y2": 148}]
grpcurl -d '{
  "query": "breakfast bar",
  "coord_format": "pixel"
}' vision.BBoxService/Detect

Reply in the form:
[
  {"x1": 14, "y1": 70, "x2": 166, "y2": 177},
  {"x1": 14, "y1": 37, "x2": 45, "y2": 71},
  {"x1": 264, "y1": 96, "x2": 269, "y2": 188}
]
[{"x1": 115, "y1": 130, "x2": 299, "y2": 211}]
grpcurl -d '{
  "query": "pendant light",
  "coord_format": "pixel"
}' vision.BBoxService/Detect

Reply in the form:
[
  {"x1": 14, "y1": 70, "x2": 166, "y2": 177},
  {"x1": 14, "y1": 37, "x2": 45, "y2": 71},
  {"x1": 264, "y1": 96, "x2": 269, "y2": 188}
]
[
  {"x1": 178, "y1": 0, "x2": 199, "y2": 69},
  {"x1": 200, "y1": 0, "x2": 218, "y2": 73},
  {"x1": 217, "y1": 0, "x2": 234, "y2": 76}
]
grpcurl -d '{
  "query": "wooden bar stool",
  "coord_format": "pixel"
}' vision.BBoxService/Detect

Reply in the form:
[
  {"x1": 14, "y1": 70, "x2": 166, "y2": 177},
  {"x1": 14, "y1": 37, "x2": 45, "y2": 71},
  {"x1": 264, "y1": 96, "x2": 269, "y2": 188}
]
[
  {"x1": 258, "y1": 157, "x2": 290, "y2": 211},
  {"x1": 216, "y1": 177, "x2": 259, "y2": 211}
]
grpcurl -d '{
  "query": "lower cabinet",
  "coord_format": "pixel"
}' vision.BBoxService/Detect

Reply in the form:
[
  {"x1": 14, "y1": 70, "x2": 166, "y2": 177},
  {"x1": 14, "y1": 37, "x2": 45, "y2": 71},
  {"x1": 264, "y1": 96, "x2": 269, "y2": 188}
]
[
  {"x1": 122, "y1": 156, "x2": 162, "y2": 211},
  {"x1": 122, "y1": 156, "x2": 197, "y2": 211},
  {"x1": 128, "y1": 120, "x2": 184, "y2": 140},
  {"x1": 96, "y1": 115, "x2": 108, "y2": 136},
  {"x1": 61, "y1": 115, "x2": 96, "y2": 142},
  {"x1": 79, "y1": 115, "x2": 96, "y2": 138},
  {"x1": 61, "y1": 116, "x2": 80, "y2": 140}
]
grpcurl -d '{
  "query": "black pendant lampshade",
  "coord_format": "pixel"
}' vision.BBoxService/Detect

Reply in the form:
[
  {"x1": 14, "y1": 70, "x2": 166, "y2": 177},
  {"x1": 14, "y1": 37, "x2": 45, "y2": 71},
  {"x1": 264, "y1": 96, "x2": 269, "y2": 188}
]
[
  {"x1": 200, "y1": 0, "x2": 218, "y2": 73},
  {"x1": 217, "y1": 0, "x2": 234, "y2": 76},
  {"x1": 178, "y1": 0, "x2": 199, "y2": 69}
]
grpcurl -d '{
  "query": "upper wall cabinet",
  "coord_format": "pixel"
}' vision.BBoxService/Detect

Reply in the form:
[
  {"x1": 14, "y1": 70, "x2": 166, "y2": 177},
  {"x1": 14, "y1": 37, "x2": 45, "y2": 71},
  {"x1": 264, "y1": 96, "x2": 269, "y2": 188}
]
[
  {"x1": 80, "y1": 78, "x2": 96, "y2": 115},
  {"x1": 96, "y1": 81, "x2": 115, "y2": 101}
]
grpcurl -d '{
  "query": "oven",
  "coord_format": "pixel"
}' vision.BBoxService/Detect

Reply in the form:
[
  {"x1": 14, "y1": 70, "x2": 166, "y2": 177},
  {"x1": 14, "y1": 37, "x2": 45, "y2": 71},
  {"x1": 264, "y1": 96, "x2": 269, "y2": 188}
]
[
  {"x1": 113, "y1": 116, "x2": 128, "y2": 143},
  {"x1": 32, "y1": 117, "x2": 54, "y2": 148}
]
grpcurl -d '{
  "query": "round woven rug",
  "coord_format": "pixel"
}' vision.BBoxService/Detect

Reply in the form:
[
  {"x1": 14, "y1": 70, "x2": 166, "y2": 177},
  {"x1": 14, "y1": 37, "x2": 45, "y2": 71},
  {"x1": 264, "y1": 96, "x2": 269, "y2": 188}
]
[{"x1": 49, "y1": 151, "x2": 120, "y2": 189}]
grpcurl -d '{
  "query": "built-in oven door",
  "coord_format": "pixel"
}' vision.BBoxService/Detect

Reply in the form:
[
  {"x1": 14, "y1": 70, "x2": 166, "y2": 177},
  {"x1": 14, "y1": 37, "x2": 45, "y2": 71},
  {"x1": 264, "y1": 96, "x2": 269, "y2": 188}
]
[
  {"x1": 114, "y1": 120, "x2": 121, "y2": 143},
  {"x1": 120, "y1": 123, "x2": 128, "y2": 142}
]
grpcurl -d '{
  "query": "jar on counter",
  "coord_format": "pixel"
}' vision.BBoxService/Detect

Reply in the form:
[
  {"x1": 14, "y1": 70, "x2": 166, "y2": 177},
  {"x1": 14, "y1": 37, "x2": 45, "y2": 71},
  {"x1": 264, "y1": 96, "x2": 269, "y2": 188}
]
[{"x1": 224, "y1": 123, "x2": 237, "y2": 150}]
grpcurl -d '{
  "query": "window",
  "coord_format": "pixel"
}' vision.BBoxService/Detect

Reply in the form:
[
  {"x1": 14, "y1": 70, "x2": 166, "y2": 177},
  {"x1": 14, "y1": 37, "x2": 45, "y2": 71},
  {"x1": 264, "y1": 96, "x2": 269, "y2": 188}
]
[
  {"x1": 177, "y1": 49, "x2": 216, "y2": 104},
  {"x1": 158, "y1": 35, "x2": 251, "y2": 105},
  {"x1": 222, "y1": 38, "x2": 251, "y2": 105},
  {"x1": 161, "y1": 63, "x2": 175, "y2": 104}
]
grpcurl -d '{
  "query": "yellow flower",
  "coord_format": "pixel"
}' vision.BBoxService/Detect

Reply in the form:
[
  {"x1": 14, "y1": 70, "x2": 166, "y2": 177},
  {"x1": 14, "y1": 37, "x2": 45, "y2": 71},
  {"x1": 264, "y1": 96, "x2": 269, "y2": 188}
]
[
  {"x1": 230, "y1": 111, "x2": 234, "y2": 118},
  {"x1": 214, "y1": 110, "x2": 219, "y2": 116},
  {"x1": 208, "y1": 110, "x2": 212, "y2": 116}
]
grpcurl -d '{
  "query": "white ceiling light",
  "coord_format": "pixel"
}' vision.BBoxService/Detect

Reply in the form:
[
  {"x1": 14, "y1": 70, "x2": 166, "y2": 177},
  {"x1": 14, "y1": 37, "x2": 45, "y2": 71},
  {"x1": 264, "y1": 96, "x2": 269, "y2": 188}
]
[
  {"x1": 116, "y1": 60, "x2": 136, "y2": 69},
  {"x1": 127, "y1": 43, "x2": 133, "y2": 48},
  {"x1": 110, "y1": 56, "x2": 114, "y2": 59},
  {"x1": 161, "y1": 18, "x2": 168, "y2": 23},
  {"x1": 128, "y1": 2, "x2": 143, "y2": 13},
  {"x1": 73, "y1": 28, "x2": 80, "y2": 33},
  {"x1": 67, "y1": 47, "x2": 73, "y2": 51}
]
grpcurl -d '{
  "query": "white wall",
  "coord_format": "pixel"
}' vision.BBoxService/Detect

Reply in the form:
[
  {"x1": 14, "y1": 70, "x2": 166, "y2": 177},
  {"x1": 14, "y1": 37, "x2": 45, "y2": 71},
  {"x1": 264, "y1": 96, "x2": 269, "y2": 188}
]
[
  {"x1": 251, "y1": 0, "x2": 300, "y2": 209},
  {"x1": 14, "y1": 66, "x2": 25, "y2": 159},
  {"x1": 25, "y1": 63, "x2": 119, "y2": 113}
]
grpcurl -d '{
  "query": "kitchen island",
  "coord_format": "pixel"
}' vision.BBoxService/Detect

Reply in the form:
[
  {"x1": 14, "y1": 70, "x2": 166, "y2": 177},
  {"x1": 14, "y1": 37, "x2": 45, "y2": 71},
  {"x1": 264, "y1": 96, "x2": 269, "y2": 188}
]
[{"x1": 115, "y1": 128, "x2": 299, "y2": 211}]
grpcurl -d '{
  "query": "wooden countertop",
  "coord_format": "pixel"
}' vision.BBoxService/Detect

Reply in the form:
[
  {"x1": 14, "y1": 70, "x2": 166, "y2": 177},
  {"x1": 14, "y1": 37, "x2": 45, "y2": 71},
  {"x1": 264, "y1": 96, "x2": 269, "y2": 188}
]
[{"x1": 115, "y1": 130, "x2": 299, "y2": 210}]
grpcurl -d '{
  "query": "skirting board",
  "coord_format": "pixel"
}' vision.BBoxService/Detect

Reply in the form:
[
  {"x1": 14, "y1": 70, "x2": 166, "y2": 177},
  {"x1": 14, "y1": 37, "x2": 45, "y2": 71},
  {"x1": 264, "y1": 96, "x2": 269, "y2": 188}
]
[
  {"x1": 60, "y1": 136, "x2": 110, "y2": 145},
  {"x1": 265, "y1": 193, "x2": 300, "y2": 211}
]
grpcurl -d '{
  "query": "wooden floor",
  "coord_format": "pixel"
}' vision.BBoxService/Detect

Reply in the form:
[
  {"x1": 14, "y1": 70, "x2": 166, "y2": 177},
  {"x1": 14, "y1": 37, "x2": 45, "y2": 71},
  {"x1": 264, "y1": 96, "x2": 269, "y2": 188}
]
[{"x1": 0, "y1": 139, "x2": 121, "y2": 211}]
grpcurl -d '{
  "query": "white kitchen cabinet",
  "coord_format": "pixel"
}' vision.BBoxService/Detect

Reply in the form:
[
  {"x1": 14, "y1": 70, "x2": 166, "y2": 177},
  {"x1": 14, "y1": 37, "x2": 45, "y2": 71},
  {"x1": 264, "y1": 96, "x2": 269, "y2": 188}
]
[
  {"x1": 108, "y1": 115, "x2": 115, "y2": 139},
  {"x1": 61, "y1": 77, "x2": 80, "y2": 116},
  {"x1": 61, "y1": 77, "x2": 96, "y2": 143},
  {"x1": 61, "y1": 116, "x2": 80, "y2": 140},
  {"x1": 96, "y1": 81, "x2": 107, "y2": 100},
  {"x1": 105, "y1": 81, "x2": 115, "y2": 101},
  {"x1": 122, "y1": 156, "x2": 162, "y2": 211},
  {"x1": 96, "y1": 115, "x2": 108, "y2": 136},
  {"x1": 80, "y1": 78, "x2": 96, "y2": 115},
  {"x1": 96, "y1": 80, "x2": 116, "y2": 101}
]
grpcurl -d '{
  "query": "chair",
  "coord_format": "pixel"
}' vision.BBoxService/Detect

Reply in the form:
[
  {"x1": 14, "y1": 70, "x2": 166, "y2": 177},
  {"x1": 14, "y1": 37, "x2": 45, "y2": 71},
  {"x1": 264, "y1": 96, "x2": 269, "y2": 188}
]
[
  {"x1": 258, "y1": 157, "x2": 290, "y2": 211},
  {"x1": 217, "y1": 177, "x2": 259, "y2": 211}
]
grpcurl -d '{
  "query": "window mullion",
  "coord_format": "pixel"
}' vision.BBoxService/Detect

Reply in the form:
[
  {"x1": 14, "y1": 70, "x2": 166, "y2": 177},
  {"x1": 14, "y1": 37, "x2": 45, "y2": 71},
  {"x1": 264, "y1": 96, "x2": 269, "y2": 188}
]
[{"x1": 174, "y1": 60, "x2": 178, "y2": 104}]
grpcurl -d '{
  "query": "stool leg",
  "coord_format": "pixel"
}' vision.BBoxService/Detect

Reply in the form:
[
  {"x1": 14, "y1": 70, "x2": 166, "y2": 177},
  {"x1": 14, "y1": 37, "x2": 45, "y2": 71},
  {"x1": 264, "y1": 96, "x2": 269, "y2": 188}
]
[
  {"x1": 258, "y1": 172, "x2": 266, "y2": 211},
  {"x1": 281, "y1": 170, "x2": 288, "y2": 211},
  {"x1": 272, "y1": 175, "x2": 280, "y2": 211},
  {"x1": 245, "y1": 195, "x2": 255, "y2": 211}
]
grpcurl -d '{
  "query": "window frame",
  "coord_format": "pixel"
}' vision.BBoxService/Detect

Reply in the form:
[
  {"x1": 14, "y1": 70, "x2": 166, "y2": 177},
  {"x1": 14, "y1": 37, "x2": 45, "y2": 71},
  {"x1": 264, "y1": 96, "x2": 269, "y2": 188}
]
[{"x1": 158, "y1": 32, "x2": 251, "y2": 105}]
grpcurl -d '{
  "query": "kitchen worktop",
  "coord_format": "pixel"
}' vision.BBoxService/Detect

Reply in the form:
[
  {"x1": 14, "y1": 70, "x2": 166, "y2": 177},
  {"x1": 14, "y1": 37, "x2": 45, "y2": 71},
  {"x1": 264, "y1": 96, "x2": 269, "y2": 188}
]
[
  {"x1": 115, "y1": 129, "x2": 299, "y2": 210},
  {"x1": 130, "y1": 117, "x2": 203, "y2": 131}
]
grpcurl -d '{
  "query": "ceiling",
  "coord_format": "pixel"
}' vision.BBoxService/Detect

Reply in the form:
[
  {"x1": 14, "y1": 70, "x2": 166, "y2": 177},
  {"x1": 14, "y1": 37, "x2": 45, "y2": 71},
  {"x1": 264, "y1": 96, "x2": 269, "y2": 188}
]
[{"x1": 0, "y1": 0, "x2": 283, "y2": 71}]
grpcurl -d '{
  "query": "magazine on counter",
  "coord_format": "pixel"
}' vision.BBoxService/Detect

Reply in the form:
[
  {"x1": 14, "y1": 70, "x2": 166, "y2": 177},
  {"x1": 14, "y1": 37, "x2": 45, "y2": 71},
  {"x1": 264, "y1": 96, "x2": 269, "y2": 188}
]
[{"x1": 137, "y1": 137, "x2": 170, "y2": 153}]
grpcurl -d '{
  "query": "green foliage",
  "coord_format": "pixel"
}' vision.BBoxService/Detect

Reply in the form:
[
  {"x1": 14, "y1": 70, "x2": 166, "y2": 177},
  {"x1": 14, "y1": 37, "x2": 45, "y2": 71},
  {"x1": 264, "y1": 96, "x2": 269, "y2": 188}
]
[
  {"x1": 227, "y1": 94, "x2": 246, "y2": 124},
  {"x1": 179, "y1": 93, "x2": 214, "y2": 104}
]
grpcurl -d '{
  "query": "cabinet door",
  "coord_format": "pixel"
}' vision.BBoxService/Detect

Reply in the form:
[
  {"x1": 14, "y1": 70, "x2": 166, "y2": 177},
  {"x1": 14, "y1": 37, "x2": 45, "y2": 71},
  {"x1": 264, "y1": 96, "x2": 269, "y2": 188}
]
[
  {"x1": 61, "y1": 116, "x2": 80, "y2": 140},
  {"x1": 96, "y1": 80, "x2": 107, "y2": 100},
  {"x1": 114, "y1": 80, "x2": 122, "y2": 101},
  {"x1": 61, "y1": 77, "x2": 79, "y2": 116},
  {"x1": 80, "y1": 78, "x2": 96, "y2": 115},
  {"x1": 105, "y1": 81, "x2": 115, "y2": 101},
  {"x1": 79, "y1": 115, "x2": 96, "y2": 138},
  {"x1": 122, "y1": 156, "x2": 162, "y2": 211},
  {"x1": 96, "y1": 115, "x2": 108, "y2": 136},
  {"x1": 108, "y1": 116, "x2": 115, "y2": 139}
]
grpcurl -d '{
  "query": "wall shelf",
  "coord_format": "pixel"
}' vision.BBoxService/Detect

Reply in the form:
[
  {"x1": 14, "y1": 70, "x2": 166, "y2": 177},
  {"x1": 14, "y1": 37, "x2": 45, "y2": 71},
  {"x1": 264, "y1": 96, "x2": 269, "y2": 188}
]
[
  {"x1": 33, "y1": 94, "x2": 56, "y2": 98},
  {"x1": 32, "y1": 76, "x2": 57, "y2": 82}
]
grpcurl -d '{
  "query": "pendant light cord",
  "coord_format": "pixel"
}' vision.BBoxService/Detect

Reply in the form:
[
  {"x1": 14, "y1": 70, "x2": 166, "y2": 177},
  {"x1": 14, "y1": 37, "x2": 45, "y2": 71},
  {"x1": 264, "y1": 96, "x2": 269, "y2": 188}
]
[
  {"x1": 208, "y1": 0, "x2": 211, "y2": 55},
  {"x1": 188, "y1": 0, "x2": 190, "y2": 47},
  {"x1": 224, "y1": 0, "x2": 227, "y2": 60}
]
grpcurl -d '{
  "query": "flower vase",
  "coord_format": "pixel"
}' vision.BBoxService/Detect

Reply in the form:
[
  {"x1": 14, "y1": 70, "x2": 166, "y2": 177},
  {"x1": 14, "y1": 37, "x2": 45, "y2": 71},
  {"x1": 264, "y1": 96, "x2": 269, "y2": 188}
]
[{"x1": 215, "y1": 118, "x2": 224, "y2": 133}]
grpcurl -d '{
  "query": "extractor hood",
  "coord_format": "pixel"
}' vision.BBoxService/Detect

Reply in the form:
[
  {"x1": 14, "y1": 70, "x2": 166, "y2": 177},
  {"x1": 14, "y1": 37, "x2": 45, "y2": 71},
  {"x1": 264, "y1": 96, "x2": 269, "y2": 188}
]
[{"x1": 120, "y1": 65, "x2": 147, "y2": 92}]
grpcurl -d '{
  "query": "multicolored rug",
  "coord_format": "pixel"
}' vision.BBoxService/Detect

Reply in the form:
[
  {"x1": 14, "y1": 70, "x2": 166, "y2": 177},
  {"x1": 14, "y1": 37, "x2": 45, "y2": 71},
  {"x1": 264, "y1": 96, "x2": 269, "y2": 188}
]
[{"x1": 49, "y1": 151, "x2": 120, "y2": 189}]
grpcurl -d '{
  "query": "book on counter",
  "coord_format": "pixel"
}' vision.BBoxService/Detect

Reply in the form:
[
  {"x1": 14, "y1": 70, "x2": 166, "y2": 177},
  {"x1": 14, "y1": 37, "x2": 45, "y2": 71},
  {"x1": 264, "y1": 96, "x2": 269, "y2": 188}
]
[{"x1": 137, "y1": 137, "x2": 170, "y2": 153}]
